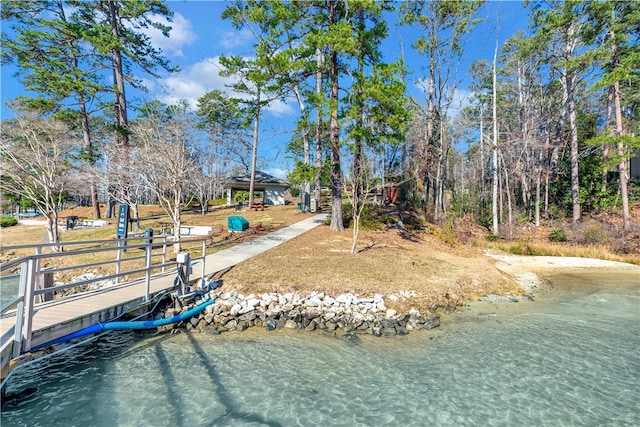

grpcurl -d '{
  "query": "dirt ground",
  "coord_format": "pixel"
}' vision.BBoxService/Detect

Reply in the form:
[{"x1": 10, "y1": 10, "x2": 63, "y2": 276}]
[
  {"x1": 2, "y1": 201, "x2": 637, "y2": 317},
  {"x1": 213, "y1": 224, "x2": 523, "y2": 314}
]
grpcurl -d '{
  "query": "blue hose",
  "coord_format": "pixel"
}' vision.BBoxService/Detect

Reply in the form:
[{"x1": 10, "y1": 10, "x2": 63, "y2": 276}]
[{"x1": 31, "y1": 299, "x2": 215, "y2": 352}]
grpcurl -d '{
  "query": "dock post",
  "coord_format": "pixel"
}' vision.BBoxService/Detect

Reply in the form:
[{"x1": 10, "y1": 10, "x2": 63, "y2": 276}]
[
  {"x1": 115, "y1": 239, "x2": 122, "y2": 284},
  {"x1": 201, "y1": 240, "x2": 206, "y2": 279},
  {"x1": 144, "y1": 245, "x2": 152, "y2": 302},
  {"x1": 176, "y1": 252, "x2": 190, "y2": 295},
  {"x1": 22, "y1": 258, "x2": 37, "y2": 353},
  {"x1": 12, "y1": 260, "x2": 28, "y2": 358},
  {"x1": 161, "y1": 236, "x2": 168, "y2": 273},
  {"x1": 36, "y1": 270, "x2": 54, "y2": 303}
]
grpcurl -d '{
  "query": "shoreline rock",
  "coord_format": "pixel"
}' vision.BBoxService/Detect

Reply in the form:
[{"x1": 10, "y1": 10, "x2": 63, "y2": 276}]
[
  {"x1": 168, "y1": 260, "x2": 555, "y2": 336},
  {"x1": 164, "y1": 291, "x2": 441, "y2": 337}
]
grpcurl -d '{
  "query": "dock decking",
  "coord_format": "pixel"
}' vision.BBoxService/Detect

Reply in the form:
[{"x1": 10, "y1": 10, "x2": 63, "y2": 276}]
[{"x1": 1, "y1": 214, "x2": 327, "y2": 383}]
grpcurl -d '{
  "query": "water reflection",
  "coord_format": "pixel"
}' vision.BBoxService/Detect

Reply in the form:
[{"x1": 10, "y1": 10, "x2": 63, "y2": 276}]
[{"x1": 2, "y1": 270, "x2": 638, "y2": 426}]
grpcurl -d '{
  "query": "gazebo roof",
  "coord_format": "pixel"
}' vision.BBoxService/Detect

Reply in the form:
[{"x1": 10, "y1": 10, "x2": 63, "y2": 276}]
[{"x1": 225, "y1": 170, "x2": 290, "y2": 190}]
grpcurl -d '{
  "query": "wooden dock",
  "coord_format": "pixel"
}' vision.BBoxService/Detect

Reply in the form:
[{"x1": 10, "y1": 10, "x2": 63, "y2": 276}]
[
  {"x1": 0, "y1": 234, "x2": 204, "y2": 384},
  {"x1": 0, "y1": 269, "x2": 188, "y2": 386},
  {"x1": 1, "y1": 271, "x2": 178, "y2": 359},
  {"x1": 0, "y1": 214, "x2": 327, "y2": 384}
]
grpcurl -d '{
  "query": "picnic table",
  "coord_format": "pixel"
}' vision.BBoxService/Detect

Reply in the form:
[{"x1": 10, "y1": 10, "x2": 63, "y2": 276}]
[
  {"x1": 251, "y1": 202, "x2": 268, "y2": 211},
  {"x1": 159, "y1": 222, "x2": 172, "y2": 234},
  {"x1": 79, "y1": 217, "x2": 95, "y2": 227}
]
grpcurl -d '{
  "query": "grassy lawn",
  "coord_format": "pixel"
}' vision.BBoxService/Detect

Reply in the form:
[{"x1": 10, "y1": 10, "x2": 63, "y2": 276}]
[
  {"x1": 0, "y1": 200, "x2": 306, "y2": 282},
  {"x1": 2, "y1": 200, "x2": 637, "y2": 314}
]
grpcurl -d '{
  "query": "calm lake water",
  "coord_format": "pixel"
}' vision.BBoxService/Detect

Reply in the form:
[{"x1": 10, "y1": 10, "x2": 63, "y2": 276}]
[
  {"x1": 1, "y1": 269, "x2": 639, "y2": 426},
  {"x1": 0, "y1": 275, "x2": 20, "y2": 307}
]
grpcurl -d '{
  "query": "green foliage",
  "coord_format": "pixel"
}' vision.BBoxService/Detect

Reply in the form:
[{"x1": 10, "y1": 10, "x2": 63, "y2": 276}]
[
  {"x1": 196, "y1": 89, "x2": 245, "y2": 131},
  {"x1": 341, "y1": 202, "x2": 392, "y2": 231},
  {"x1": 0, "y1": 216, "x2": 18, "y2": 228},
  {"x1": 234, "y1": 191, "x2": 249, "y2": 203},
  {"x1": 583, "y1": 222, "x2": 607, "y2": 244},
  {"x1": 433, "y1": 220, "x2": 459, "y2": 247},
  {"x1": 209, "y1": 198, "x2": 227, "y2": 207},
  {"x1": 549, "y1": 227, "x2": 568, "y2": 242},
  {"x1": 1, "y1": 0, "x2": 176, "y2": 114},
  {"x1": 548, "y1": 204, "x2": 568, "y2": 221},
  {"x1": 19, "y1": 197, "x2": 36, "y2": 211},
  {"x1": 486, "y1": 232, "x2": 500, "y2": 242},
  {"x1": 547, "y1": 140, "x2": 624, "y2": 215},
  {"x1": 516, "y1": 212, "x2": 530, "y2": 224},
  {"x1": 290, "y1": 188, "x2": 300, "y2": 198},
  {"x1": 287, "y1": 161, "x2": 315, "y2": 186}
]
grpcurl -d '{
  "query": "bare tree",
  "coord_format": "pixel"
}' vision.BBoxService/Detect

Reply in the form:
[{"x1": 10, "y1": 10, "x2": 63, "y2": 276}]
[
  {"x1": 132, "y1": 101, "x2": 199, "y2": 252},
  {"x1": 344, "y1": 151, "x2": 377, "y2": 254},
  {"x1": 99, "y1": 141, "x2": 146, "y2": 228},
  {"x1": 1, "y1": 112, "x2": 80, "y2": 250},
  {"x1": 190, "y1": 161, "x2": 213, "y2": 216}
]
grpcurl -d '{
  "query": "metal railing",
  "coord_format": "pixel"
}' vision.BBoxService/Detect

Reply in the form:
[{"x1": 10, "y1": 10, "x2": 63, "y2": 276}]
[{"x1": 0, "y1": 235, "x2": 208, "y2": 358}]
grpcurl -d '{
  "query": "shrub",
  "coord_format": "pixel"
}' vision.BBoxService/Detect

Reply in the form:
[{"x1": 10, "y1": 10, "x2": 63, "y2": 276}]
[
  {"x1": 486, "y1": 232, "x2": 500, "y2": 242},
  {"x1": 434, "y1": 221, "x2": 459, "y2": 247},
  {"x1": 583, "y1": 222, "x2": 607, "y2": 244},
  {"x1": 516, "y1": 212, "x2": 529, "y2": 224},
  {"x1": 0, "y1": 216, "x2": 18, "y2": 228},
  {"x1": 341, "y1": 203, "x2": 392, "y2": 231},
  {"x1": 233, "y1": 191, "x2": 249, "y2": 203},
  {"x1": 548, "y1": 205, "x2": 568, "y2": 221},
  {"x1": 549, "y1": 227, "x2": 567, "y2": 242}
]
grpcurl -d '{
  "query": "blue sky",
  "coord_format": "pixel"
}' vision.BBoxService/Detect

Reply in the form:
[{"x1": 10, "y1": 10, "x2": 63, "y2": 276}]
[{"x1": 0, "y1": 0, "x2": 531, "y2": 178}]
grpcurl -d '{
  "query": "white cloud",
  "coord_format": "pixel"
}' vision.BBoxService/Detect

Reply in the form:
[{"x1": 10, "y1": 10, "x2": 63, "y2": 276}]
[
  {"x1": 264, "y1": 167, "x2": 289, "y2": 180},
  {"x1": 157, "y1": 56, "x2": 228, "y2": 109},
  {"x1": 156, "y1": 56, "x2": 298, "y2": 120},
  {"x1": 218, "y1": 29, "x2": 254, "y2": 50},
  {"x1": 263, "y1": 98, "x2": 296, "y2": 117},
  {"x1": 141, "y1": 13, "x2": 196, "y2": 58}
]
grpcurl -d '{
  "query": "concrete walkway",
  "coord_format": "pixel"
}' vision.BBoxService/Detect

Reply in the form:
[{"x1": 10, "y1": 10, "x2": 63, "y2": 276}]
[{"x1": 198, "y1": 213, "x2": 328, "y2": 277}]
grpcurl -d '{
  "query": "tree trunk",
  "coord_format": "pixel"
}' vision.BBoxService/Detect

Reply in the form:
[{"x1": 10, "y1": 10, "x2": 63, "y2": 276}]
[
  {"x1": 491, "y1": 41, "x2": 499, "y2": 235},
  {"x1": 350, "y1": 213, "x2": 360, "y2": 254},
  {"x1": 564, "y1": 24, "x2": 581, "y2": 223},
  {"x1": 46, "y1": 204, "x2": 62, "y2": 252},
  {"x1": 613, "y1": 80, "x2": 630, "y2": 231},
  {"x1": 568, "y1": 78, "x2": 580, "y2": 223},
  {"x1": 480, "y1": 104, "x2": 485, "y2": 186},
  {"x1": 421, "y1": 24, "x2": 437, "y2": 221},
  {"x1": 610, "y1": 29, "x2": 630, "y2": 231},
  {"x1": 315, "y1": 48, "x2": 323, "y2": 206},
  {"x1": 173, "y1": 201, "x2": 182, "y2": 253},
  {"x1": 500, "y1": 152, "x2": 513, "y2": 238},
  {"x1": 329, "y1": 47, "x2": 343, "y2": 231},
  {"x1": 249, "y1": 88, "x2": 261, "y2": 209},
  {"x1": 108, "y1": 0, "x2": 129, "y2": 148},
  {"x1": 602, "y1": 87, "x2": 614, "y2": 192},
  {"x1": 129, "y1": 202, "x2": 140, "y2": 231},
  {"x1": 58, "y1": 0, "x2": 101, "y2": 220},
  {"x1": 293, "y1": 84, "x2": 311, "y2": 212},
  {"x1": 535, "y1": 162, "x2": 541, "y2": 227},
  {"x1": 78, "y1": 99, "x2": 101, "y2": 220}
]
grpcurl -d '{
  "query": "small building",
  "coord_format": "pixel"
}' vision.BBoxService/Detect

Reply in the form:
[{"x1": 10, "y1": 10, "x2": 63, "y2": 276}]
[{"x1": 225, "y1": 170, "x2": 290, "y2": 206}]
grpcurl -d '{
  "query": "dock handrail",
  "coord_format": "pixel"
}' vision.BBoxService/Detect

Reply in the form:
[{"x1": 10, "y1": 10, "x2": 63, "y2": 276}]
[{"x1": 1, "y1": 235, "x2": 209, "y2": 358}]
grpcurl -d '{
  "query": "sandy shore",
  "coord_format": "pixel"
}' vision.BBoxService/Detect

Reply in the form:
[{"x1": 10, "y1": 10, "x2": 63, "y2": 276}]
[
  {"x1": 484, "y1": 251, "x2": 639, "y2": 295},
  {"x1": 486, "y1": 251, "x2": 639, "y2": 273}
]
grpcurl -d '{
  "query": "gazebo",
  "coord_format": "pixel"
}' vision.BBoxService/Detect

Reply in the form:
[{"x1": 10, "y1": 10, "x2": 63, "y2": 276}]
[{"x1": 224, "y1": 170, "x2": 290, "y2": 206}]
